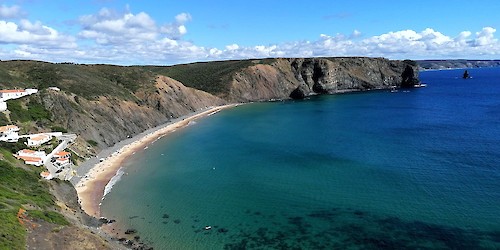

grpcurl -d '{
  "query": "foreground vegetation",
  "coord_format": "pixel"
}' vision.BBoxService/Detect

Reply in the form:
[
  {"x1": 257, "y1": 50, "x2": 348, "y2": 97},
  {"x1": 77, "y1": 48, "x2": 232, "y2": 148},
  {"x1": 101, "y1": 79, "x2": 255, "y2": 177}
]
[{"x1": 0, "y1": 160, "x2": 67, "y2": 250}]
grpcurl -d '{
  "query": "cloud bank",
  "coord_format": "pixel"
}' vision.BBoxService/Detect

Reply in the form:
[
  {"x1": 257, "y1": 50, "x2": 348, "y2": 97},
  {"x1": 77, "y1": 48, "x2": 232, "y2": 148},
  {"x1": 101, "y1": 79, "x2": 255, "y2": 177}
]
[{"x1": 0, "y1": 5, "x2": 499, "y2": 65}]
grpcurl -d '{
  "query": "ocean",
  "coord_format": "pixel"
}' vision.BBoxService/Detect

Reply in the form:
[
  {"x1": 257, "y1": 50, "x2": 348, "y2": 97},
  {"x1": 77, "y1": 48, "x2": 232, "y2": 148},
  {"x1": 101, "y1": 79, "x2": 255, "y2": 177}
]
[{"x1": 100, "y1": 68, "x2": 500, "y2": 249}]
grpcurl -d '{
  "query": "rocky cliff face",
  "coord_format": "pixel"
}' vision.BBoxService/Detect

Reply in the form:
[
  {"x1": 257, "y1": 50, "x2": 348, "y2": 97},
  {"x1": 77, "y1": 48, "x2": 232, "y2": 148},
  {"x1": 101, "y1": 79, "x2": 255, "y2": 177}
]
[
  {"x1": 41, "y1": 76, "x2": 225, "y2": 152},
  {"x1": 227, "y1": 58, "x2": 418, "y2": 101},
  {"x1": 1, "y1": 57, "x2": 417, "y2": 154}
]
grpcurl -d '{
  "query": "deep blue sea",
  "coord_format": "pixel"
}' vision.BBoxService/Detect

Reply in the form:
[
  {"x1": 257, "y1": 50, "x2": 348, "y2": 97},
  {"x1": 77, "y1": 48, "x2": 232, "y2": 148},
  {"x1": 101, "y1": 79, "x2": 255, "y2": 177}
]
[{"x1": 101, "y1": 68, "x2": 500, "y2": 249}]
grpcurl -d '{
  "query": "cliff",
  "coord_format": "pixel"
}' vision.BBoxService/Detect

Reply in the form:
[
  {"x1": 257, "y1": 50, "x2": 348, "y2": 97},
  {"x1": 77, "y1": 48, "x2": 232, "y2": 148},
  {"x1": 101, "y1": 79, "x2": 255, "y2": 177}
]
[
  {"x1": 227, "y1": 58, "x2": 417, "y2": 101},
  {"x1": 1, "y1": 57, "x2": 418, "y2": 153}
]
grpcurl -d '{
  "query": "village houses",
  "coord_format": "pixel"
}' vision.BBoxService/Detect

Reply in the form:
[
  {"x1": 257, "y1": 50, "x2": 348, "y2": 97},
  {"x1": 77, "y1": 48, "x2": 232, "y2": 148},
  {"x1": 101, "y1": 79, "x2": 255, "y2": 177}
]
[
  {"x1": 53, "y1": 151, "x2": 71, "y2": 167},
  {"x1": 27, "y1": 134, "x2": 52, "y2": 147},
  {"x1": 14, "y1": 149, "x2": 47, "y2": 166},
  {"x1": 0, "y1": 125, "x2": 20, "y2": 142}
]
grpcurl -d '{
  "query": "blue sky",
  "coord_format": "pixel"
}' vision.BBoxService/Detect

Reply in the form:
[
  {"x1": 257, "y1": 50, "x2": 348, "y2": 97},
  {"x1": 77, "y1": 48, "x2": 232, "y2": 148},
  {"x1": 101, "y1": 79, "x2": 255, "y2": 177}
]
[{"x1": 1, "y1": 0, "x2": 499, "y2": 65}]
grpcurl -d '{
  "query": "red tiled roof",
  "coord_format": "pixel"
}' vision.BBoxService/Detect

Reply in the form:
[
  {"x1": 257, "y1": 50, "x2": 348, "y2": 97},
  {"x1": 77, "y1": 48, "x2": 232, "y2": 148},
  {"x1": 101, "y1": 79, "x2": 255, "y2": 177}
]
[{"x1": 0, "y1": 89, "x2": 25, "y2": 93}]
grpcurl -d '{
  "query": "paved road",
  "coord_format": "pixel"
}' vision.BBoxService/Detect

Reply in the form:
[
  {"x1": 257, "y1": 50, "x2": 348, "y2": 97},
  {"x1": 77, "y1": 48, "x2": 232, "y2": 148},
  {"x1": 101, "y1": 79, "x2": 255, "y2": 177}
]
[{"x1": 44, "y1": 134, "x2": 77, "y2": 180}]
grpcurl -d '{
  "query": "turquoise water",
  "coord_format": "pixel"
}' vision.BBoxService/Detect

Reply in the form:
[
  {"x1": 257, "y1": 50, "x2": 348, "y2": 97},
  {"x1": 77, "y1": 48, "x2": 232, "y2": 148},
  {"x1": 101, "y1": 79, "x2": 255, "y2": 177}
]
[{"x1": 101, "y1": 68, "x2": 500, "y2": 249}]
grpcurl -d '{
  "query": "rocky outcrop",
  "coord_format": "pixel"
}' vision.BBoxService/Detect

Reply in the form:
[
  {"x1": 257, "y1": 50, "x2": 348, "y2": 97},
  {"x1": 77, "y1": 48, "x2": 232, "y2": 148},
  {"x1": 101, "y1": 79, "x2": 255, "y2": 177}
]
[{"x1": 226, "y1": 57, "x2": 418, "y2": 101}]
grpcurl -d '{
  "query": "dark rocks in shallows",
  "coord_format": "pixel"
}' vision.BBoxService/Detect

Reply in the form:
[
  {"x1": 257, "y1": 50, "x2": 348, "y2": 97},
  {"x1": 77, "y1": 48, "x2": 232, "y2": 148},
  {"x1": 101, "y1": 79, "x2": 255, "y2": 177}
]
[
  {"x1": 134, "y1": 235, "x2": 140, "y2": 240},
  {"x1": 125, "y1": 229, "x2": 137, "y2": 234},
  {"x1": 173, "y1": 219, "x2": 181, "y2": 224},
  {"x1": 162, "y1": 214, "x2": 169, "y2": 219},
  {"x1": 98, "y1": 217, "x2": 116, "y2": 224},
  {"x1": 218, "y1": 228, "x2": 229, "y2": 233},
  {"x1": 129, "y1": 216, "x2": 139, "y2": 219}
]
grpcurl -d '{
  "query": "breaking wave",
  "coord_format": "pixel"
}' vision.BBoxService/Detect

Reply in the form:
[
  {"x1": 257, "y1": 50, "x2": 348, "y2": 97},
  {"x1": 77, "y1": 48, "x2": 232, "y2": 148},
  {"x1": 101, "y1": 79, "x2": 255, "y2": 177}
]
[{"x1": 103, "y1": 167, "x2": 125, "y2": 199}]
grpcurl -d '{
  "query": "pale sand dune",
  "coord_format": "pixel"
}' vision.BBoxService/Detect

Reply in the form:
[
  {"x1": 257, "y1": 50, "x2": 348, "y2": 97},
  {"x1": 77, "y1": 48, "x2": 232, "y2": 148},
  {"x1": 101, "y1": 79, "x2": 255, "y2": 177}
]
[{"x1": 75, "y1": 104, "x2": 238, "y2": 217}]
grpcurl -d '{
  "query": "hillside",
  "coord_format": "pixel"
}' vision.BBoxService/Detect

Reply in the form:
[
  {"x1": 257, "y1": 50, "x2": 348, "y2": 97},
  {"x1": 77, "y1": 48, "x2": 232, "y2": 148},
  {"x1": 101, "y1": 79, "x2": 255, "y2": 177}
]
[
  {"x1": 0, "y1": 57, "x2": 418, "y2": 249},
  {"x1": 417, "y1": 59, "x2": 500, "y2": 70},
  {"x1": 0, "y1": 58, "x2": 417, "y2": 152}
]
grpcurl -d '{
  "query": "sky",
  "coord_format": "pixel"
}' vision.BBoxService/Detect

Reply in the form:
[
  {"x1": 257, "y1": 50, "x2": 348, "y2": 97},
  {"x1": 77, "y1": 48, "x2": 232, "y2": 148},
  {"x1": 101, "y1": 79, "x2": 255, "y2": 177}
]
[{"x1": 0, "y1": 0, "x2": 499, "y2": 65}]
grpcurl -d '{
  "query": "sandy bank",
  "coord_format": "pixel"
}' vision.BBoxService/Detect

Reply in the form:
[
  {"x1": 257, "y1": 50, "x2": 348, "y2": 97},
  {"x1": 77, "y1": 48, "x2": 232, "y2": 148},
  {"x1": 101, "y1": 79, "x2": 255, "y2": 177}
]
[{"x1": 75, "y1": 104, "x2": 238, "y2": 217}]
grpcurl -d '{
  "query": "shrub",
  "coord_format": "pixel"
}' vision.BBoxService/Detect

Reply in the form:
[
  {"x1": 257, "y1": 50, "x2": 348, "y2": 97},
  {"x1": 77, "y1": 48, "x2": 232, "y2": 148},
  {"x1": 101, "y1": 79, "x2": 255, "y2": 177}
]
[{"x1": 86, "y1": 140, "x2": 98, "y2": 147}]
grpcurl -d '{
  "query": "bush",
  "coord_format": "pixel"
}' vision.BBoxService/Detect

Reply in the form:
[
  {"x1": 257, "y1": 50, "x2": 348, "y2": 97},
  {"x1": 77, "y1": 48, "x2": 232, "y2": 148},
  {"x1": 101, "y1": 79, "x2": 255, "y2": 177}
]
[
  {"x1": 86, "y1": 140, "x2": 98, "y2": 147},
  {"x1": 0, "y1": 113, "x2": 9, "y2": 126},
  {"x1": 51, "y1": 126, "x2": 68, "y2": 133}
]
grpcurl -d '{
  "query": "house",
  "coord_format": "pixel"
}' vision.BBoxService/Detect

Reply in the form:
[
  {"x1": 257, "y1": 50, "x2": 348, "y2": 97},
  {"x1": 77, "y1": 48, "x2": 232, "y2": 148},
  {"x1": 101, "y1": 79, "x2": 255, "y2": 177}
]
[
  {"x1": 14, "y1": 149, "x2": 47, "y2": 166},
  {"x1": 40, "y1": 171, "x2": 53, "y2": 180},
  {"x1": 27, "y1": 134, "x2": 52, "y2": 147},
  {"x1": 0, "y1": 88, "x2": 38, "y2": 111},
  {"x1": 53, "y1": 151, "x2": 71, "y2": 167},
  {"x1": 0, "y1": 125, "x2": 20, "y2": 142},
  {"x1": 0, "y1": 89, "x2": 28, "y2": 100}
]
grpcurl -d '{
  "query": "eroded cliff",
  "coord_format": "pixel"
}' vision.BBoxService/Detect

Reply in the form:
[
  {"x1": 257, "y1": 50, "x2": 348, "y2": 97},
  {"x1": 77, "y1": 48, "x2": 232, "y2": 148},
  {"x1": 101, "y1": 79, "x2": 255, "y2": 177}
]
[{"x1": 226, "y1": 58, "x2": 418, "y2": 101}]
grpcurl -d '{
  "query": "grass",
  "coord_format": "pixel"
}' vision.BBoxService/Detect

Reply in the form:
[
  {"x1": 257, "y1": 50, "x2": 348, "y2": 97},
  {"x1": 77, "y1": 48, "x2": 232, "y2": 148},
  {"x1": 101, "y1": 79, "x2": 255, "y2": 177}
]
[
  {"x1": 0, "y1": 160, "x2": 62, "y2": 249},
  {"x1": 0, "y1": 210, "x2": 25, "y2": 250},
  {"x1": 28, "y1": 210, "x2": 69, "y2": 226}
]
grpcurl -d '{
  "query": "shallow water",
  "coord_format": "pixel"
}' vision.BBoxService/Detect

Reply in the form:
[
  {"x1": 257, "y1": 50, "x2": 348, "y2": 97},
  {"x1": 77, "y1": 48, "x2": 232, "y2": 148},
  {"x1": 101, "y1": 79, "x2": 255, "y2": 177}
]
[{"x1": 101, "y1": 68, "x2": 500, "y2": 249}]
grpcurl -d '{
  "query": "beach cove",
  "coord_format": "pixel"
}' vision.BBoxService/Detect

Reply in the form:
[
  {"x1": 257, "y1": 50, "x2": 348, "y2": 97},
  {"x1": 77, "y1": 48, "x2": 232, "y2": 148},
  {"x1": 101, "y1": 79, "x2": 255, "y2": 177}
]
[
  {"x1": 73, "y1": 104, "x2": 239, "y2": 218},
  {"x1": 98, "y1": 68, "x2": 499, "y2": 249}
]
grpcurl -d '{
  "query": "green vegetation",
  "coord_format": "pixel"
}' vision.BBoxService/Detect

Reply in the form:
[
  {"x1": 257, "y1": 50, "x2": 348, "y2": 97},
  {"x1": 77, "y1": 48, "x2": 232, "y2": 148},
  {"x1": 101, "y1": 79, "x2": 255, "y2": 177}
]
[
  {"x1": 28, "y1": 210, "x2": 69, "y2": 226},
  {"x1": 0, "y1": 59, "x2": 277, "y2": 100},
  {"x1": 0, "y1": 160, "x2": 63, "y2": 249},
  {"x1": 5, "y1": 100, "x2": 29, "y2": 122},
  {"x1": 0, "y1": 113, "x2": 9, "y2": 127},
  {"x1": 0, "y1": 138, "x2": 28, "y2": 154},
  {"x1": 51, "y1": 126, "x2": 68, "y2": 133},
  {"x1": 7, "y1": 99, "x2": 51, "y2": 123},
  {"x1": 0, "y1": 210, "x2": 25, "y2": 250},
  {"x1": 27, "y1": 99, "x2": 51, "y2": 121},
  {"x1": 148, "y1": 59, "x2": 266, "y2": 95},
  {"x1": 86, "y1": 140, "x2": 98, "y2": 147},
  {"x1": 0, "y1": 60, "x2": 156, "y2": 100}
]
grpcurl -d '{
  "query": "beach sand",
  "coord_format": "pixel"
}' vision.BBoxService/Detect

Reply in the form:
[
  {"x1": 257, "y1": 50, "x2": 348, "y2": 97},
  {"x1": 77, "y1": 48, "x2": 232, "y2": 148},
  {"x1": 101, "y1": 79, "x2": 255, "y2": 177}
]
[{"x1": 75, "y1": 104, "x2": 237, "y2": 218}]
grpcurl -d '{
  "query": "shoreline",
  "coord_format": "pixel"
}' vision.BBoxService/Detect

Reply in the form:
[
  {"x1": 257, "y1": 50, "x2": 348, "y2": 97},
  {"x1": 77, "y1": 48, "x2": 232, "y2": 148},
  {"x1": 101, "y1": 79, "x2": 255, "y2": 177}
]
[{"x1": 74, "y1": 104, "x2": 238, "y2": 218}]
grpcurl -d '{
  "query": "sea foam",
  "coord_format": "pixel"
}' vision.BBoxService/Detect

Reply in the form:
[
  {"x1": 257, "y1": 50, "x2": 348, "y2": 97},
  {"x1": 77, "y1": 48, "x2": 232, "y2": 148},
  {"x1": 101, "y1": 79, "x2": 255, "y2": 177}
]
[{"x1": 102, "y1": 167, "x2": 125, "y2": 200}]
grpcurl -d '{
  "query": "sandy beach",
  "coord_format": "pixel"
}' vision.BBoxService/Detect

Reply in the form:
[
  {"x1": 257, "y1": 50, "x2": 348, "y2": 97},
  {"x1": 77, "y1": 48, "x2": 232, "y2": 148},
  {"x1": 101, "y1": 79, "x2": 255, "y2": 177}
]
[{"x1": 75, "y1": 104, "x2": 237, "y2": 218}]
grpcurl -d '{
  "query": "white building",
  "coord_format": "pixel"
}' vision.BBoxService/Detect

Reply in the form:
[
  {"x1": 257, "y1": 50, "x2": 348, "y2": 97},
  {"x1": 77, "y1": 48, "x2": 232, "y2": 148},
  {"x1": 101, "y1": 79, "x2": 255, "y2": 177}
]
[
  {"x1": 0, "y1": 125, "x2": 20, "y2": 142},
  {"x1": 0, "y1": 89, "x2": 28, "y2": 100},
  {"x1": 27, "y1": 134, "x2": 52, "y2": 147},
  {"x1": 0, "y1": 101, "x2": 6, "y2": 112},
  {"x1": 53, "y1": 151, "x2": 71, "y2": 167},
  {"x1": 14, "y1": 149, "x2": 47, "y2": 166},
  {"x1": 0, "y1": 88, "x2": 39, "y2": 111}
]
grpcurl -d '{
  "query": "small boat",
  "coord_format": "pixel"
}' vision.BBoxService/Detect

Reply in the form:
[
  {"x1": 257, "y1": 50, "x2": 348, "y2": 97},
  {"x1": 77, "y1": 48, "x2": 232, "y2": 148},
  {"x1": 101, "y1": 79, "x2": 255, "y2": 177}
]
[{"x1": 205, "y1": 226, "x2": 212, "y2": 230}]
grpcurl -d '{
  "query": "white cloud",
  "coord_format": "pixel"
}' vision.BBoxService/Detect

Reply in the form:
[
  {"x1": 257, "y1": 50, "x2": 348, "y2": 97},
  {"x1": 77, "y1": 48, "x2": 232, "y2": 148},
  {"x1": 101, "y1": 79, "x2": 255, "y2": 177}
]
[
  {"x1": 0, "y1": 4, "x2": 22, "y2": 19},
  {"x1": 1, "y1": 4, "x2": 499, "y2": 65},
  {"x1": 0, "y1": 20, "x2": 76, "y2": 48}
]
